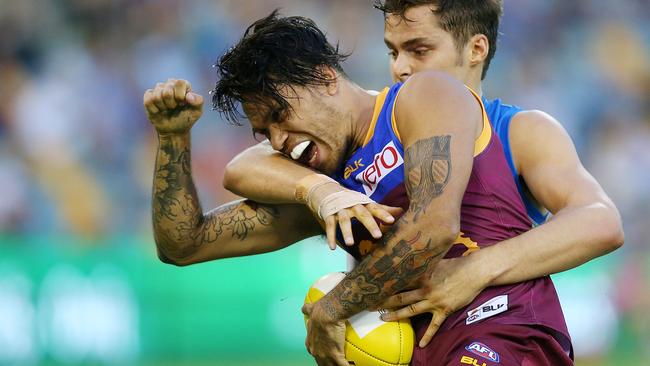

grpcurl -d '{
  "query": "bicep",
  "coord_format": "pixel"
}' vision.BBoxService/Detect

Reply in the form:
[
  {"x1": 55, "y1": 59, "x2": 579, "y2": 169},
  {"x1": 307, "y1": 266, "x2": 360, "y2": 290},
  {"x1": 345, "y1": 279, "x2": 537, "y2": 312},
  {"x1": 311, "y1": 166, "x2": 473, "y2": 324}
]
[
  {"x1": 396, "y1": 73, "x2": 481, "y2": 225},
  {"x1": 183, "y1": 200, "x2": 322, "y2": 264},
  {"x1": 512, "y1": 111, "x2": 615, "y2": 214}
]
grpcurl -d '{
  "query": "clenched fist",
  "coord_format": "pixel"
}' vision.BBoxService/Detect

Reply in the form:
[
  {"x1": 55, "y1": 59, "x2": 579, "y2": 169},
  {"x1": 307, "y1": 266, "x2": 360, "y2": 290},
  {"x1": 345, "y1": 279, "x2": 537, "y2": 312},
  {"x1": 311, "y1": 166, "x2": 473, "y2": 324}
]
[{"x1": 143, "y1": 78, "x2": 204, "y2": 135}]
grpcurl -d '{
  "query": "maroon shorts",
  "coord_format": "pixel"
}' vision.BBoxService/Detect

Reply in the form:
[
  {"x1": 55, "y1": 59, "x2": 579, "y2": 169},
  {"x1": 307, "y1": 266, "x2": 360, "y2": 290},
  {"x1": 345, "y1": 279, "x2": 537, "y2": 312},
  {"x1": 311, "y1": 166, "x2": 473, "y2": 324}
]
[{"x1": 411, "y1": 322, "x2": 574, "y2": 366}]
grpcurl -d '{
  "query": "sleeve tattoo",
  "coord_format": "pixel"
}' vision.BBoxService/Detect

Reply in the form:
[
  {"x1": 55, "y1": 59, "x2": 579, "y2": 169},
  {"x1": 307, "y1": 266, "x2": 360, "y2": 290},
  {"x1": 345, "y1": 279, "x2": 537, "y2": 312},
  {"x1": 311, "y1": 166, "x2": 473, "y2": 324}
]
[
  {"x1": 152, "y1": 137, "x2": 279, "y2": 260},
  {"x1": 319, "y1": 135, "x2": 453, "y2": 319}
]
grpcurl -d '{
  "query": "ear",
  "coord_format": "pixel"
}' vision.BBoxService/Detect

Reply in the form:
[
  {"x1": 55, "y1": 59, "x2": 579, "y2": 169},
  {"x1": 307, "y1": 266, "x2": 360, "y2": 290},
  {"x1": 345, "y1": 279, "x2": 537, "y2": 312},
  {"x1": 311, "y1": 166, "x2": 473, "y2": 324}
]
[
  {"x1": 467, "y1": 34, "x2": 489, "y2": 67},
  {"x1": 320, "y1": 65, "x2": 339, "y2": 96}
]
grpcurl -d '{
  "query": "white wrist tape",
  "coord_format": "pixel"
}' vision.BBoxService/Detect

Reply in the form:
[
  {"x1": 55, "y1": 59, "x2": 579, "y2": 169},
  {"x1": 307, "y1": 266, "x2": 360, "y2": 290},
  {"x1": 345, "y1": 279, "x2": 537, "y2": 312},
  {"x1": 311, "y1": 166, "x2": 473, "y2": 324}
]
[
  {"x1": 295, "y1": 174, "x2": 338, "y2": 204},
  {"x1": 317, "y1": 190, "x2": 374, "y2": 220},
  {"x1": 295, "y1": 174, "x2": 375, "y2": 220}
]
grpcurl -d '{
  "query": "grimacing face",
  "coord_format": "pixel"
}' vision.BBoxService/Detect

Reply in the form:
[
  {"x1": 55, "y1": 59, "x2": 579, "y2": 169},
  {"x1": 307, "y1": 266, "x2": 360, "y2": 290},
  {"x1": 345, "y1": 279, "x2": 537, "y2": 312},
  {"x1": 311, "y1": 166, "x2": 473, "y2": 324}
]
[
  {"x1": 384, "y1": 5, "x2": 473, "y2": 84},
  {"x1": 243, "y1": 85, "x2": 351, "y2": 176}
]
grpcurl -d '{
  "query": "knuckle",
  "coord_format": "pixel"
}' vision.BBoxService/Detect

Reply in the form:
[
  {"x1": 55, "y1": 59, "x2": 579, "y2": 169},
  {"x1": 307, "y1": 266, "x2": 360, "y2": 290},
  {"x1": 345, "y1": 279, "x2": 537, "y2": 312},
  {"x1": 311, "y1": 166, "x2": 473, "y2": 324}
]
[
  {"x1": 355, "y1": 206, "x2": 370, "y2": 216},
  {"x1": 419, "y1": 286, "x2": 431, "y2": 297},
  {"x1": 441, "y1": 306, "x2": 453, "y2": 315}
]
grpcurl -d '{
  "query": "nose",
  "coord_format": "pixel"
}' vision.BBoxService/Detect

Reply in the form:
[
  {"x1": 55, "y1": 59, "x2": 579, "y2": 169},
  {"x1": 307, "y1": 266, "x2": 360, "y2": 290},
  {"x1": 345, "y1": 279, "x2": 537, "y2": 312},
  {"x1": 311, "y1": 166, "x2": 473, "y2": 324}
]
[
  {"x1": 268, "y1": 124, "x2": 288, "y2": 152},
  {"x1": 392, "y1": 53, "x2": 411, "y2": 82}
]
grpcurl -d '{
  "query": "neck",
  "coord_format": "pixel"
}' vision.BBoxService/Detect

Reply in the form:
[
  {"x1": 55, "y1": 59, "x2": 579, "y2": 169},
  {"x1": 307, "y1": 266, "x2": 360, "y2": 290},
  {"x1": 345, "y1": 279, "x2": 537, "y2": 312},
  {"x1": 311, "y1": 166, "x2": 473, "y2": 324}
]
[
  {"x1": 345, "y1": 82, "x2": 377, "y2": 153},
  {"x1": 467, "y1": 80, "x2": 482, "y2": 96},
  {"x1": 463, "y1": 69, "x2": 483, "y2": 96}
]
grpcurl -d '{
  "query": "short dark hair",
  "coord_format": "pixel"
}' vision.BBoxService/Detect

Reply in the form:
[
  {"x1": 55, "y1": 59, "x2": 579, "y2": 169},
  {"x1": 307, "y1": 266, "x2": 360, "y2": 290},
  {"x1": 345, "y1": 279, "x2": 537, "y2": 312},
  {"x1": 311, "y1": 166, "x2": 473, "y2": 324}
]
[
  {"x1": 374, "y1": 0, "x2": 503, "y2": 79},
  {"x1": 212, "y1": 10, "x2": 349, "y2": 125}
]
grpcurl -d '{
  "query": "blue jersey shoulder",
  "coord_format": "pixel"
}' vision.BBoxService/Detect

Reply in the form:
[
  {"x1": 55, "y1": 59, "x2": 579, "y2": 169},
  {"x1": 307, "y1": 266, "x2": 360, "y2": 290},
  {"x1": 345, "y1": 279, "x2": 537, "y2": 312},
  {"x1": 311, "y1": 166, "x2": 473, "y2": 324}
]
[{"x1": 482, "y1": 97, "x2": 549, "y2": 225}]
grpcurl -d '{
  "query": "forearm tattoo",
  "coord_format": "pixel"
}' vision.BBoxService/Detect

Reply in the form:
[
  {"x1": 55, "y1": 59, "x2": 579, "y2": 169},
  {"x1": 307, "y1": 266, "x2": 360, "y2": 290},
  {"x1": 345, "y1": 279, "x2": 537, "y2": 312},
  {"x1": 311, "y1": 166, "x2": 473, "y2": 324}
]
[
  {"x1": 152, "y1": 137, "x2": 278, "y2": 259},
  {"x1": 153, "y1": 140, "x2": 202, "y2": 246},
  {"x1": 319, "y1": 135, "x2": 453, "y2": 320},
  {"x1": 202, "y1": 201, "x2": 279, "y2": 243}
]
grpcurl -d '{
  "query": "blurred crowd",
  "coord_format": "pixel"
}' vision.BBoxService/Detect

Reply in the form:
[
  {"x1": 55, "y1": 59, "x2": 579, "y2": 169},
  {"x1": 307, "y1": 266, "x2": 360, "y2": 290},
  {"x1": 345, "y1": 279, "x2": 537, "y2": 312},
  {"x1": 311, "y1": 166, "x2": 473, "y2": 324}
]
[{"x1": 0, "y1": 0, "x2": 649, "y2": 361}]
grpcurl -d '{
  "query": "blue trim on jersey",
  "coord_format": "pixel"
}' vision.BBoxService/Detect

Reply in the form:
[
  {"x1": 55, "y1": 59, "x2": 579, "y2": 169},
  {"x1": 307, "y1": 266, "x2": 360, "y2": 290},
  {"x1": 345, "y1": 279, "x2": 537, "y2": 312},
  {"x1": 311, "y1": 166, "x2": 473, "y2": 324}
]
[{"x1": 482, "y1": 97, "x2": 549, "y2": 226}]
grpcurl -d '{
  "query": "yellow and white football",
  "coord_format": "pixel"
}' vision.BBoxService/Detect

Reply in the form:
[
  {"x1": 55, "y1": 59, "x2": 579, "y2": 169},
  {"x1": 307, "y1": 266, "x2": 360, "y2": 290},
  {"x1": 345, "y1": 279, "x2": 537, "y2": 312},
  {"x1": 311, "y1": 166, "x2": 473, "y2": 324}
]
[{"x1": 304, "y1": 272, "x2": 414, "y2": 366}]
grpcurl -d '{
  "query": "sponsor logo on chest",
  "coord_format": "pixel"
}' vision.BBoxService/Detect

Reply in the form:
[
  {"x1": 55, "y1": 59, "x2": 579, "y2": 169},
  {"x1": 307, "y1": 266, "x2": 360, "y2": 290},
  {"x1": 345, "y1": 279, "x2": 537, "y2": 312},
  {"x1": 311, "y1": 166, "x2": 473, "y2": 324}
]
[
  {"x1": 355, "y1": 141, "x2": 403, "y2": 195},
  {"x1": 466, "y1": 295, "x2": 508, "y2": 325}
]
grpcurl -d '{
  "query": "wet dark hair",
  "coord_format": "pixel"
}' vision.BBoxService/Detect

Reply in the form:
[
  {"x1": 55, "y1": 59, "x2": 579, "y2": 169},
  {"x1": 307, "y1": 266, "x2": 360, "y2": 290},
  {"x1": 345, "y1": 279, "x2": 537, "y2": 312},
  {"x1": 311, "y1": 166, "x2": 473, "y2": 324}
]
[
  {"x1": 212, "y1": 10, "x2": 349, "y2": 125},
  {"x1": 374, "y1": 0, "x2": 503, "y2": 80}
]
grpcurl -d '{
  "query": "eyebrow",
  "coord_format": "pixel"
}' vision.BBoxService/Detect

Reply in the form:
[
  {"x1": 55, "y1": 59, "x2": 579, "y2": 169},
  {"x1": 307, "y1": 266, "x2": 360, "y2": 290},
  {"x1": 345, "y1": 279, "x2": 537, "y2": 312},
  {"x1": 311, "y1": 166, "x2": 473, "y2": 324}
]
[
  {"x1": 252, "y1": 127, "x2": 268, "y2": 136},
  {"x1": 384, "y1": 37, "x2": 432, "y2": 49}
]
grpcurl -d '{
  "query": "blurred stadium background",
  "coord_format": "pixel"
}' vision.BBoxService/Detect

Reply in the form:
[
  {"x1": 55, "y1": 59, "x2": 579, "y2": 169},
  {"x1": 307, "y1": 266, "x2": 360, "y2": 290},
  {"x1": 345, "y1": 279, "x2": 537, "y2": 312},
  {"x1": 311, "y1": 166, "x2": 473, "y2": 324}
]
[{"x1": 0, "y1": 0, "x2": 648, "y2": 365}]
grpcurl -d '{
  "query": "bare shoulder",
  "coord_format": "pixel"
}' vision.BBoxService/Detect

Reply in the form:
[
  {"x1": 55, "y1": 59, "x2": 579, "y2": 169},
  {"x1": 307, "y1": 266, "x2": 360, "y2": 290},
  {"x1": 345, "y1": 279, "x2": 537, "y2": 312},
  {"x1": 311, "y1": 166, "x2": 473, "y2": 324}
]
[
  {"x1": 394, "y1": 71, "x2": 481, "y2": 142},
  {"x1": 509, "y1": 109, "x2": 579, "y2": 172},
  {"x1": 511, "y1": 109, "x2": 566, "y2": 135},
  {"x1": 397, "y1": 71, "x2": 473, "y2": 110}
]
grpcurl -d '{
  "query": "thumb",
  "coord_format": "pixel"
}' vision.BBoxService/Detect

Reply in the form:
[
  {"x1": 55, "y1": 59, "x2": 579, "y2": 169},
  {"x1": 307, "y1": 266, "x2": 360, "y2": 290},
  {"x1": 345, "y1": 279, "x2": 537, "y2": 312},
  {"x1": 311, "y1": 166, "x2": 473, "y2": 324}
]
[
  {"x1": 302, "y1": 303, "x2": 314, "y2": 316},
  {"x1": 186, "y1": 92, "x2": 204, "y2": 107}
]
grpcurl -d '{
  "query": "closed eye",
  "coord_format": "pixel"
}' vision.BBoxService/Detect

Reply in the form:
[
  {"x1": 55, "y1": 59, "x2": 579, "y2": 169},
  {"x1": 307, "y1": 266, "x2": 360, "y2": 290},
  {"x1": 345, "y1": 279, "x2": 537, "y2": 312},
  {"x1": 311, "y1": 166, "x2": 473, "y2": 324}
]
[
  {"x1": 411, "y1": 47, "x2": 431, "y2": 57},
  {"x1": 252, "y1": 128, "x2": 269, "y2": 142}
]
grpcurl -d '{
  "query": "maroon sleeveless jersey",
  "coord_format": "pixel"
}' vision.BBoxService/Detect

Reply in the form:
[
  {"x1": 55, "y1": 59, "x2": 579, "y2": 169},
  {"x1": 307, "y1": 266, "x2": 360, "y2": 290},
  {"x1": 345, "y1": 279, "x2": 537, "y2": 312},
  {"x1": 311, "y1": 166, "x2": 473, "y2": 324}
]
[{"x1": 333, "y1": 84, "x2": 572, "y2": 355}]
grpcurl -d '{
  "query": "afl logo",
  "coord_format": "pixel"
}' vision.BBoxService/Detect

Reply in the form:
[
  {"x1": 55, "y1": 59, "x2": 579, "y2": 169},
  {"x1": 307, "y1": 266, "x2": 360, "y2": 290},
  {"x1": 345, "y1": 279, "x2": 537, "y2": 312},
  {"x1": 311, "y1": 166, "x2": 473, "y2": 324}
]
[
  {"x1": 465, "y1": 342, "x2": 500, "y2": 363},
  {"x1": 356, "y1": 141, "x2": 403, "y2": 195}
]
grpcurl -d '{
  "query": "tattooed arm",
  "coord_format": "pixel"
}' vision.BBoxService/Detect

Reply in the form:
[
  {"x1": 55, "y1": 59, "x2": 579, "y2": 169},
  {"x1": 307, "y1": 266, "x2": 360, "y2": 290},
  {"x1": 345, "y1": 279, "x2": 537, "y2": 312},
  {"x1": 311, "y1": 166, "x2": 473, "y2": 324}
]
[
  {"x1": 153, "y1": 134, "x2": 320, "y2": 266},
  {"x1": 145, "y1": 79, "x2": 321, "y2": 266},
  {"x1": 308, "y1": 71, "x2": 482, "y2": 322}
]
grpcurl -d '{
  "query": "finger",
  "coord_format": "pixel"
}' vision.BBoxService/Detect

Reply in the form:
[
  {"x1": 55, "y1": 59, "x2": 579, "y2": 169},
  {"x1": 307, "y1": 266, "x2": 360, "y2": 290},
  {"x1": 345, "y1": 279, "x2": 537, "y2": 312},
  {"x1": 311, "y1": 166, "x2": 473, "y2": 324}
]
[
  {"x1": 143, "y1": 89, "x2": 159, "y2": 114},
  {"x1": 152, "y1": 87, "x2": 167, "y2": 111},
  {"x1": 315, "y1": 355, "x2": 345, "y2": 366},
  {"x1": 334, "y1": 355, "x2": 349, "y2": 366},
  {"x1": 381, "y1": 300, "x2": 429, "y2": 321},
  {"x1": 302, "y1": 303, "x2": 313, "y2": 316},
  {"x1": 305, "y1": 320, "x2": 312, "y2": 354},
  {"x1": 381, "y1": 204, "x2": 405, "y2": 219},
  {"x1": 325, "y1": 215, "x2": 337, "y2": 250},
  {"x1": 161, "y1": 85, "x2": 177, "y2": 109},
  {"x1": 377, "y1": 289, "x2": 424, "y2": 310},
  {"x1": 171, "y1": 79, "x2": 189, "y2": 103},
  {"x1": 367, "y1": 203, "x2": 395, "y2": 224},
  {"x1": 352, "y1": 205, "x2": 382, "y2": 239},
  {"x1": 337, "y1": 210, "x2": 354, "y2": 245},
  {"x1": 418, "y1": 311, "x2": 446, "y2": 348},
  {"x1": 186, "y1": 92, "x2": 204, "y2": 107}
]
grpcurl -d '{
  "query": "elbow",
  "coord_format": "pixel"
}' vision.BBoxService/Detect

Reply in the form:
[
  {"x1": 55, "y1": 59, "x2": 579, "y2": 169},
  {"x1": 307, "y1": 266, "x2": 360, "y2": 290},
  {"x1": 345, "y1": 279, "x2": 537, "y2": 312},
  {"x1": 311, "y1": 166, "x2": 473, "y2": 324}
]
[
  {"x1": 595, "y1": 204, "x2": 625, "y2": 254},
  {"x1": 223, "y1": 160, "x2": 244, "y2": 194},
  {"x1": 157, "y1": 250, "x2": 195, "y2": 267},
  {"x1": 604, "y1": 215, "x2": 625, "y2": 253},
  {"x1": 157, "y1": 250, "x2": 183, "y2": 266},
  {"x1": 154, "y1": 238, "x2": 197, "y2": 267}
]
